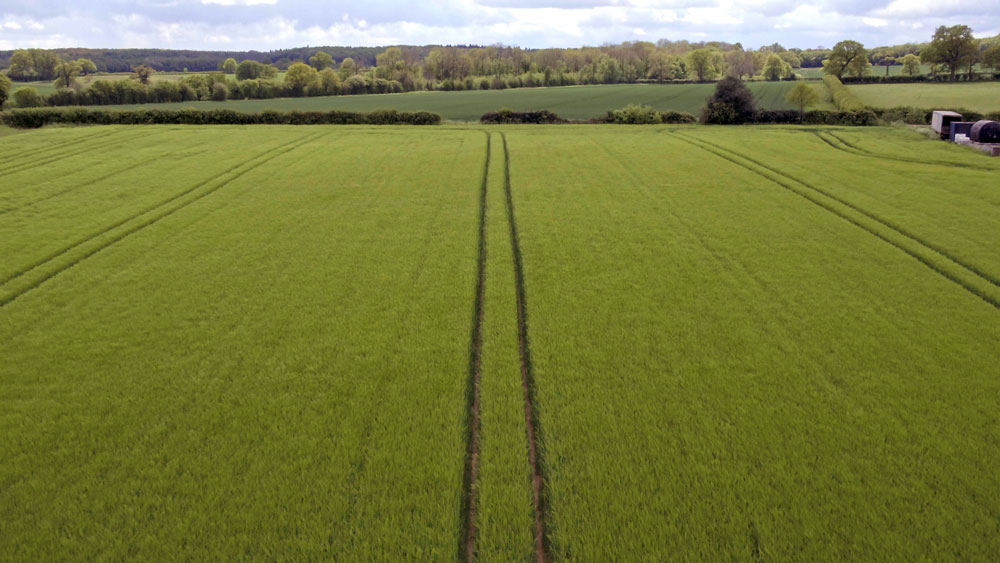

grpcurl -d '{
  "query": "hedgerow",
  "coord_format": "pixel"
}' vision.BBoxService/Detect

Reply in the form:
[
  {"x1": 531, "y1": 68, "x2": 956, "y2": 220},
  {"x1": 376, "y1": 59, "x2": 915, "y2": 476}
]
[
  {"x1": 0, "y1": 108, "x2": 442, "y2": 128},
  {"x1": 479, "y1": 109, "x2": 566, "y2": 124},
  {"x1": 823, "y1": 75, "x2": 866, "y2": 111}
]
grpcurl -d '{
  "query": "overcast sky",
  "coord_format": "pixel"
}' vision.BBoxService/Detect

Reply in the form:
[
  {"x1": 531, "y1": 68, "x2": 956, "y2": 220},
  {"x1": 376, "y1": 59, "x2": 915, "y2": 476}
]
[{"x1": 1, "y1": 0, "x2": 998, "y2": 52}]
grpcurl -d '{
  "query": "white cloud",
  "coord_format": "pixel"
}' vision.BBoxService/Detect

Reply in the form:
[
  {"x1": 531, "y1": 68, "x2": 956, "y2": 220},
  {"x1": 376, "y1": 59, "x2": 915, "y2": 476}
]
[
  {"x1": 0, "y1": 0, "x2": 997, "y2": 51},
  {"x1": 201, "y1": 0, "x2": 277, "y2": 5}
]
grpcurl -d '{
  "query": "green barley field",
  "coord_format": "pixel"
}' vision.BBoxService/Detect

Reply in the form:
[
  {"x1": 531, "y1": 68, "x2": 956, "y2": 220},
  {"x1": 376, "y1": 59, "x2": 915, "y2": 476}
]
[
  {"x1": 58, "y1": 82, "x2": 807, "y2": 121},
  {"x1": 848, "y1": 81, "x2": 1000, "y2": 113},
  {"x1": 1, "y1": 124, "x2": 999, "y2": 560}
]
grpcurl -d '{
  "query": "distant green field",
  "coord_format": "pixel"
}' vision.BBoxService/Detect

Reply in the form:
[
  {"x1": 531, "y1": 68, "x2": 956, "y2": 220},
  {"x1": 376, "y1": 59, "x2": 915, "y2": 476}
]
[
  {"x1": 90, "y1": 82, "x2": 803, "y2": 121},
  {"x1": 798, "y1": 64, "x2": 936, "y2": 79},
  {"x1": 848, "y1": 82, "x2": 1000, "y2": 113},
  {"x1": 2, "y1": 125, "x2": 999, "y2": 559}
]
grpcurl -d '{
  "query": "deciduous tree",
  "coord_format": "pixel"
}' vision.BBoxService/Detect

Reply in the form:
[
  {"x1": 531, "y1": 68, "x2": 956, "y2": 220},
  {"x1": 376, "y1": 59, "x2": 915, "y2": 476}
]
[
  {"x1": 687, "y1": 48, "x2": 723, "y2": 81},
  {"x1": 309, "y1": 51, "x2": 334, "y2": 71},
  {"x1": 785, "y1": 81, "x2": 819, "y2": 114},
  {"x1": 901, "y1": 53, "x2": 922, "y2": 76},
  {"x1": 0, "y1": 73, "x2": 11, "y2": 107},
  {"x1": 983, "y1": 43, "x2": 1000, "y2": 72},
  {"x1": 922, "y1": 25, "x2": 978, "y2": 80},
  {"x1": 222, "y1": 58, "x2": 237, "y2": 74},
  {"x1": 77, "y1": 58, "x2": 98, "y2": 75},
  {"x1": 284, "y1": 62, "x2": 319, "y2": 95},
  {"x1": 8, "y1": 50, "x2": 36, "y2": 80},
  {"x1": 54, "y1": 60, "x2": 82, "y2": 89},
  {"x1": 338, "y1": 57, "x2": 358, "y2": 80},
  {"x1": 131, "y1": 65, "x2": 155, "y2": 85},
  {"x1": 762, "y1": 53, "x2": 791, "y2": 80},
  {"x1": 318, "y1": 68, "x2": 341, "y2": 95},
  {"x1": 724, "y1": 49, "x2": 755, "y2": 80},
  {"x1": 823, "y1": 40, "x2": 869, "y2": 79}
]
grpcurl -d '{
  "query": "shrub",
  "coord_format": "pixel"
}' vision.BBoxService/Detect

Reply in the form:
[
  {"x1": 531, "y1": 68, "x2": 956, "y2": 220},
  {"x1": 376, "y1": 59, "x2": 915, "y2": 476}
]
[
  {"x1": 210, "y1": 83, "x2": 228, "y2": 102},
  {"x1": 12, "y1": 87, "x2": 45, "y2": 108},
  {"x1": 607, "y1": 104, "x2": 663, "y2": 124},
  {"x1": 700, "y1": 77, "x2": 757, "y2": 124},
  {"x1": 479, "y1": 109, "x2": 566, "y2": 124},
  {"x1": 660, "y1": 111, "x2": 698, "y2": 124}
]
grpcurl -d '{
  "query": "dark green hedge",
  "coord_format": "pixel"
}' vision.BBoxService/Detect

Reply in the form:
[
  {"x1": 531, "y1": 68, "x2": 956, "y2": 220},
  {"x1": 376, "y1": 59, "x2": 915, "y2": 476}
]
[
  {"x1": 753, "y1": 110, "x2": 880, "y2": 125},
  {"x1": 0, "y1": 108, "x2": 442, "y2": 128},
  {"x1": 480, "y1": 109, "x2": 566, "y2": 124}
]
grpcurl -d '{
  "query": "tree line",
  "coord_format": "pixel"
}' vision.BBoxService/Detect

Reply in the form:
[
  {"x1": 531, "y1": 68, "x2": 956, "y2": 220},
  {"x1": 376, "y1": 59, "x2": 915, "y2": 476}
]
[{"x1": 2, "y1": 26, "x2": 998, "y2": 110}]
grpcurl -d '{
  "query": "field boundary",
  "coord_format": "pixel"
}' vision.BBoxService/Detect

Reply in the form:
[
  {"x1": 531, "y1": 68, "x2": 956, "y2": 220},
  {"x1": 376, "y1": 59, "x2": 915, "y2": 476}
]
[
  {"x1": 672, "y1": 132, "x2": 1000, "y2": 310},
  {"x1": 0, "y1": 129, "x2": 157, "y2": 177},
  {"x1": 815, "y1": 131, "x2": 1000, "y2": 173},
  {"x1": 500, "y1": 132, "x2": 553, "y2": 563},
  {"x1": 0, "y1": 131, "x2": 328, "y2": 307},
  {"x1": 460, "y1": 131, "x2": 490, "y2": 563}
]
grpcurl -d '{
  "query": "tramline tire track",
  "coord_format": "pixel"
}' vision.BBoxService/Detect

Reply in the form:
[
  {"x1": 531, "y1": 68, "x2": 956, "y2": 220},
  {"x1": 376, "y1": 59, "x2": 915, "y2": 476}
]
[
  {"x1": 0, "y1": 128, "x2": 122, "y2": 168},
  {"x1": 815, "y1": 131, "x2": 999, "y2": 173},
  {"x1": 0, "y1": 129, "x2": 160, "y2": 178},
  {"x1": 500, "y1": 132, "x2": 553, "y2": 563},
  {"x1": 0, "y1": 141, "x2": 215, "y2": 215},
  {"x1": 0, "y1": 130, "x2": 322, "y2": 288},
  {"x1": 0, "y1": 128, "x2": 145, "y2": 175},
  {"x1": 681, "y1": 132, "x2": 1000, "y2": 290},
  {"x1": 460, "y1": 131, "x2": 490, "y2": 563},
  {"x1": 0, "y1": 131, "x2": 327, "y2": 308},
  {"x1": 672, "y1": 132, "x2": 1000, "y2": 310}
]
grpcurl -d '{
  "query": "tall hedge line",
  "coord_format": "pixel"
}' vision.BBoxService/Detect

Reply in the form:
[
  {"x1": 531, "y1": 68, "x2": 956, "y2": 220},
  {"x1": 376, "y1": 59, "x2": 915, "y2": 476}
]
[
  {"x1": 0, "y1": 108, "x2": 442, "y2": 128},
  {"x1": 823, "y1": 75, "x2": 866, "y2": 112}
]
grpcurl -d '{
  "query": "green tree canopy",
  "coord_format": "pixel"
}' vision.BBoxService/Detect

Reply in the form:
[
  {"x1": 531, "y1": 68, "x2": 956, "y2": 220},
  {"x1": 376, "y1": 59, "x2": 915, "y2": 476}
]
[
  {"x1": 236, "y1": 60, "x2": 277, "y2": 81},
  {"x1": 54, "y1": 60, "x2": 82, "y2": 89},
  {"x1": 284, "y1": 62, "x2": 320, "y2": 95},
  {"x1": 131, "y1": 65, "x2": 155, "y2": 84},
  {"x1": 77, "y1": 58, "x2": 98, "y2": 74},
  {"x1": 0, "y1": 73, "x2": 11, "y2": 107},
  {"x1": 762, "y1": 53, "x2": 791, "y2": 80},
  {"x1": 222, "y1": 58, "x2": 237, "y2": 74},
  {"x1": 309, "y1": 51, "x2": 334, "y2": 70},
  {"x1": 785, "y1": 82, "x2": 819, "y2": 114},
  {"x1": 12, "y1": 86, "x2": 44, "y2": 107},
  {"x1": 8, "y1": 50, "x2": 37, "y2": 80},
  {"x1": 983, "y1": 43, "x2": 1000, "y2": 72},
  {"x1": 922, "y1": 25, "x2": 979, "y2": 80},
  {"x1": 375, "y1": 47, "x2": 404, "y2": 79},
  {"x1": 823, "y1": 40, "x2": 869, "y2": 79},
  {"x1": 338, "y1": 57, "x2": 358, "y2": 80},
  {"x1": 687, "y1": 48, "x2": 723, "y2": 81},
  {"x1": 901, "y1": 53, "x2": 922, "y2": 76},
  {"x1": 318, "y1": 67, "x2": 341, "y2": 95}
]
